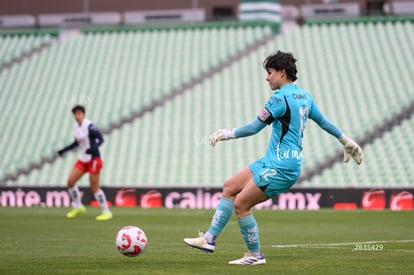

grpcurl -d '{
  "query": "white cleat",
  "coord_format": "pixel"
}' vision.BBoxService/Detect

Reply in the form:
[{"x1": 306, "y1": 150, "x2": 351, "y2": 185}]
[
  {"x1": 228, "y1": 252, "x2": 266, "y2": 265},
  {"x1": 183, "y1": 232, "x2": 216, "y2": 253}
]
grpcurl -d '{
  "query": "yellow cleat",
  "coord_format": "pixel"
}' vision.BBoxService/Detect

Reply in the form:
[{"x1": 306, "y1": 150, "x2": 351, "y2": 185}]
[
  {"x1": 96, "y1": 212, "x2": 113, "y2": 221},
  {"x1": 66, "y1": 206, "x2": 86, "y2": 219}
]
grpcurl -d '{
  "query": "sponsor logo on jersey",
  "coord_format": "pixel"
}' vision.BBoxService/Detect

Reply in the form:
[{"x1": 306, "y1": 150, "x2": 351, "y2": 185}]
[{"x1": 292, "y1": 93, "x2": 308, "y2": 100}]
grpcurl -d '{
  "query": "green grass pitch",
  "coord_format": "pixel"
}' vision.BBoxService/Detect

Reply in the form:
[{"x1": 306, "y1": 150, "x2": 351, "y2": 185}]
[{"x1": 0, "y1": 207, "x2": 413, "y2": 274}]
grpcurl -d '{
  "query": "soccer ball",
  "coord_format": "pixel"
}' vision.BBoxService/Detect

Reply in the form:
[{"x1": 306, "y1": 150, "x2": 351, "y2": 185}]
[{"x1": 116, "y1": 226, "x2": 148, "y2": 257}]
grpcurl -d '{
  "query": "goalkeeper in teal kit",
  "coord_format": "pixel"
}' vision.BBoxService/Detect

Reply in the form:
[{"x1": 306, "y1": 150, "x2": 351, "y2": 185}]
[{"x1": 184, "y1": 51, "x2": 364, "y2": 265}]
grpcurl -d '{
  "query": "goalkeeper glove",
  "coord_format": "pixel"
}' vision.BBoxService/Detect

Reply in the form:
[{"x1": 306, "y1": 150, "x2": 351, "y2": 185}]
[
  {"x1": 339, "y1": 135, "x2": 363, "y2": 165},
  {"x1": 209, "y1": 129, "x2": 235, "y2": 147}
]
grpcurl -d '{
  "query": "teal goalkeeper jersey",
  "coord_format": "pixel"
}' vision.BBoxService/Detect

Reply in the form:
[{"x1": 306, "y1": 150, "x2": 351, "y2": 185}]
[{"x1": 257, "y1": 83, "x2": 343, "y2": 171}]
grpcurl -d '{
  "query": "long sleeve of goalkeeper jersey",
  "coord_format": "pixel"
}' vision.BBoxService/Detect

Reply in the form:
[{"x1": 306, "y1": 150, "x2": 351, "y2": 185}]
[
  {"x1": 234, "y1": 118, "x2": 267, "y2": 138},
  {"x1": 309, "y1": 101, "x2": 343, "y2": 139}
]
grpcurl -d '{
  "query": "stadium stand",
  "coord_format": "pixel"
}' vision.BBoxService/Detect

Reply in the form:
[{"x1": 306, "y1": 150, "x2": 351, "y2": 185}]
[
  {"x1": 269, "y1": 18, "x2": 414, "y2": 187},
  {"x1": 0, "y1": 17, "x2": 413, "y2": 188},
  {"x1": 0, "y1": 34, "x2": 51, "y2": 63},
  {"x1": 0, "y1": 23, "x2": 275, "y2": 186},
  {"x1": 0, "y1": 33, "x2": 54, "y2": 71}
]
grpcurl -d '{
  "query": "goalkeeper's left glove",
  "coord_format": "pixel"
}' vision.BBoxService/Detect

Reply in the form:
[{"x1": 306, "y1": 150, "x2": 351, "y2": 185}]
[
  {"x1": 339, "y1": 135, "x2": 363, "y2": 165},
  {"x1": 208, "y1": 129, "x2": 235, "y2": 147}
]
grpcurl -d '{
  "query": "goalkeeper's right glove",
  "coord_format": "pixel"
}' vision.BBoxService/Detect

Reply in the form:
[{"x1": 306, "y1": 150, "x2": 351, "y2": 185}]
[
  {"x1": 208, "y1": 129, "x2": 235, "y2": 147},
  {"x1": 339, "y1": 135, "x2": 363, "y2": 165}
]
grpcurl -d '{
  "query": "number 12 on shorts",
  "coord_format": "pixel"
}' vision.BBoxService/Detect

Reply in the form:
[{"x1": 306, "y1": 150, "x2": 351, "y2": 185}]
[{"x1": 260, "y1": 168, "x2": 277, "y2": 181}]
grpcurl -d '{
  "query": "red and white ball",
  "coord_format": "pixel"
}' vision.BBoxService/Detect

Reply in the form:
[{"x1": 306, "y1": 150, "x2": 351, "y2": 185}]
[{"x1": 116, "y1": 226, "x2": 148, "y2": 257}]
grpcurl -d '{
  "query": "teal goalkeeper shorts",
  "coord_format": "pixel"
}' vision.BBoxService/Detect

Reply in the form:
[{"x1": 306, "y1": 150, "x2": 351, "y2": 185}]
[{"x1": 249, "y1": 158, "x2": 300, "y2": 198}]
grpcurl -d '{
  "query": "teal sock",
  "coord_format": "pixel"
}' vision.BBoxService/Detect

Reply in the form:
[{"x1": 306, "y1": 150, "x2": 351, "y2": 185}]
[
  {"x1": 238, "y1": 214, "x2": 261, "y2": 252},
  {"x1": 206, "y1": 197, "x2": 234, "y2": 239}
]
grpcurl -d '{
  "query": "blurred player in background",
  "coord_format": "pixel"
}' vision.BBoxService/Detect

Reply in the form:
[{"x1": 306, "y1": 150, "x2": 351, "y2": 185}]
[
  {"x1": 184, "y1": 51, "x2": 363, "y2": 265},
  {"x1": 57, "y1": 105, "x2": 112, "y2": 221}
]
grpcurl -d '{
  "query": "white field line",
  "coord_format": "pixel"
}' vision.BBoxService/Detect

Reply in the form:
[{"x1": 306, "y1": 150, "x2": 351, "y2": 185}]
[{"x1": 272, "y1": 239, "x2": 414, "y2": 248}]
